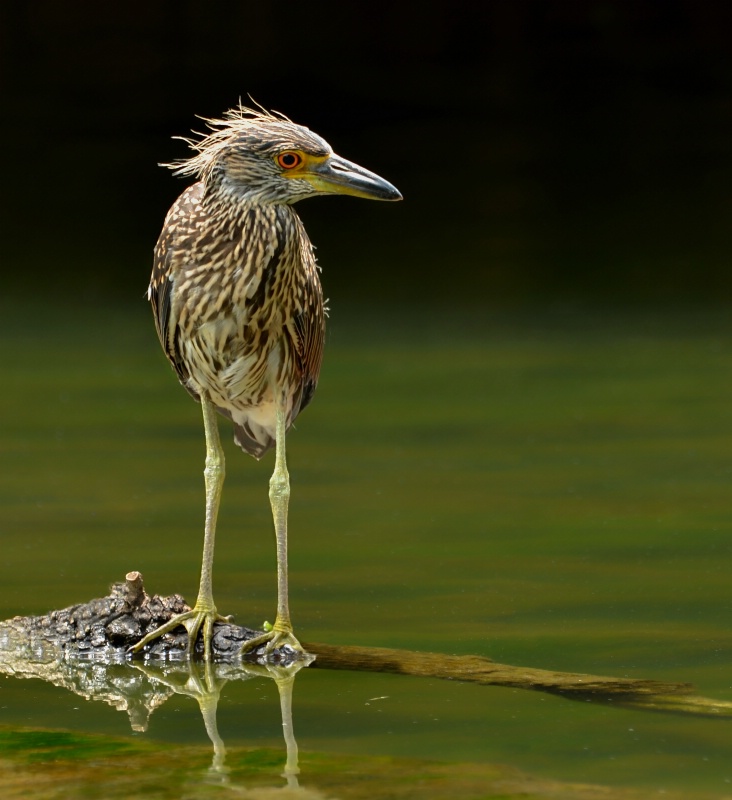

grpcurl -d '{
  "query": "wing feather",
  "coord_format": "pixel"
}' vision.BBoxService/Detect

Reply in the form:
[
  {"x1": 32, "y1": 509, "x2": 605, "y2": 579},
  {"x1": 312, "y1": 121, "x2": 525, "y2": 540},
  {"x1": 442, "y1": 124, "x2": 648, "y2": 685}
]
[
  {"x1": 287, "y1": 219, "x2": 325, "y2": 419},
  {"x1": 148, "y1": 184, "x2": 206, "y2": 397}
]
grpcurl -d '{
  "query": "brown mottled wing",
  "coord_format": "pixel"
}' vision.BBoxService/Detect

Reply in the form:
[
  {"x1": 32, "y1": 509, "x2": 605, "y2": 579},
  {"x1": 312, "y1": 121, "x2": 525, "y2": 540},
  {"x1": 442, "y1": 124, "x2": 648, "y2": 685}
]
[
  {"x1": 288, "y1": 224, "x2": 325, "y2": 420},
  {"x1": 291, "y1": 295, "x2": 325, "y2": 416},
  {"x1": 148, "y1": 183, "x2": 205, "y2": 397}
]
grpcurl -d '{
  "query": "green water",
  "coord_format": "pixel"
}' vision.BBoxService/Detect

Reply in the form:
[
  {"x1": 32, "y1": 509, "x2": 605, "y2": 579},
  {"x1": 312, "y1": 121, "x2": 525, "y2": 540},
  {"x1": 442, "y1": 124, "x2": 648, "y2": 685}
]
[{"x1": 2, "y1": 298, "x2": 732, "y2": 796}]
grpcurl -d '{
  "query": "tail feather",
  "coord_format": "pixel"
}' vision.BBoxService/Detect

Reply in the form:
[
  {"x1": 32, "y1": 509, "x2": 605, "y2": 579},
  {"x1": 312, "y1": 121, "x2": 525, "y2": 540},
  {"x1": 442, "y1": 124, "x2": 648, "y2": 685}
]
[
  {"x1": 233, "y1": 421, "x2": 273, "y2": 460},
  {"x1": 209, "y1": 404, "x2": 272, "y2": 459}
]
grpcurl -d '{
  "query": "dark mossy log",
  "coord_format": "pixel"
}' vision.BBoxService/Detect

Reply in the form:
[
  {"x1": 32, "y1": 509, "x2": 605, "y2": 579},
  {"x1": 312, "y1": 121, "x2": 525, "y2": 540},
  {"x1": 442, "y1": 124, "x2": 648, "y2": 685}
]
[
  {"x1": 1, "y1": 572, "x2": 730, "y2": 717},
  {"x1": 0, "y1": 571, "x2": 272, "y2": 662}
]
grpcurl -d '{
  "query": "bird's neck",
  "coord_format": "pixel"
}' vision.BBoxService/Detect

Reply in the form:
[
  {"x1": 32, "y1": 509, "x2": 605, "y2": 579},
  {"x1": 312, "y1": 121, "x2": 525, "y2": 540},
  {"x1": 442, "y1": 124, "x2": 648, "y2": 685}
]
[
  {"x1": 202, "y1": 175, "x2": 299, "y2": 223},
  {"x1": 198, "y1": 182, "x2": 308, "y2": 277},
  {"x1": 202, "y1": 179, "x2": 301, "y2": 227},
  {"x1": 204, "y1": 163, "x2": 293, "y2": 207}
]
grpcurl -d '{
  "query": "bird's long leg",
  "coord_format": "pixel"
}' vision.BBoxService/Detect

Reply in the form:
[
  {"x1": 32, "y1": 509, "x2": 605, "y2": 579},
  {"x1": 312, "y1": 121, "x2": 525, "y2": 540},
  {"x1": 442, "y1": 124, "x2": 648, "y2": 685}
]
[
  {"x1": 270, "y1": 401, "x2": 292, "y2": 635},
  {"x1": 241, "y1": 401, "x2": 305, "y2": 656},
  {"x1": 197, "y1": 392, "x2": 226, "y2": 617},
  {"x1": 129, "y1": 394, "x2": 230, "y2": 660}
]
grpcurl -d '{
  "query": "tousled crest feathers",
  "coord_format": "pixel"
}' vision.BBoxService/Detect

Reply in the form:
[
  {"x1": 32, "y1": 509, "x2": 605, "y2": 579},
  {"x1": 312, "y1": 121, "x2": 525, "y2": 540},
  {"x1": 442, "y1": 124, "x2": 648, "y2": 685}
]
[{"x1": 163, "y1": 104, "x2": 328, "y2": 184}]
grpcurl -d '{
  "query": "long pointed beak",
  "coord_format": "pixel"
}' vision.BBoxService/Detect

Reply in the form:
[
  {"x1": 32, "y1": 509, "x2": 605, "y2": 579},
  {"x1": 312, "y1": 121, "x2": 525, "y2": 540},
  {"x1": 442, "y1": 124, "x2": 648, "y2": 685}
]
[{"x1": 307, "y1": 154, "x2": 402, "y2": 201}]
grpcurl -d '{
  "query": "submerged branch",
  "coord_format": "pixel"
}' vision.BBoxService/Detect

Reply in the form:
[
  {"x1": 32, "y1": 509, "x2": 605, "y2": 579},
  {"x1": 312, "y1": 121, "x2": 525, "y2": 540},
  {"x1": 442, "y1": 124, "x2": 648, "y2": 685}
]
[
  {"x1": 303, "y1": 641, "x2": 688, "y2": 695},
  {"x1": 303, "y1": 641, "x2": 732, "y2": 716}
]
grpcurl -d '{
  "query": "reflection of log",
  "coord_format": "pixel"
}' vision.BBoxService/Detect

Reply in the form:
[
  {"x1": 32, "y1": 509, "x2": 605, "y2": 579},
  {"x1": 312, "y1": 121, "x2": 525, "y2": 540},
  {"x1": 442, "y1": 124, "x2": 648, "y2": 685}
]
[{"x1": 1, "y1": 572, "x2": 731, "y2": 717}]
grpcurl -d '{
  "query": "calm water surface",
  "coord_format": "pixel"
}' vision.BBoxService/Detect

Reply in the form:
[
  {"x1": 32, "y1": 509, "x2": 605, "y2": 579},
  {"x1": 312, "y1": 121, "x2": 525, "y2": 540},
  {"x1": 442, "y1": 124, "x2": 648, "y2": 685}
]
[{"x1": 1, "y1": 299, "x2": 732, "y2": 796}]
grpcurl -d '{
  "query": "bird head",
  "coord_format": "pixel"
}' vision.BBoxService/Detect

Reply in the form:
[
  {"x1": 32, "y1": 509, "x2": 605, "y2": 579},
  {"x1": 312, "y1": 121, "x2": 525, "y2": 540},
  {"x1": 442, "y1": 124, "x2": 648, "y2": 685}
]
[{"x1": 166, "y1": 105, "x2": 402, "y2": 206}]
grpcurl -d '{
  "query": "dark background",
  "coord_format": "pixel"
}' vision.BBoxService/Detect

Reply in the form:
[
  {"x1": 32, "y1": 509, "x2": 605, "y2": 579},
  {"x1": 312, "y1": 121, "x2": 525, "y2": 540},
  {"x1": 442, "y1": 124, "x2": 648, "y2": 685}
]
[{"x1": 2, "y1": 0, "x2": 731, "y2": 307}]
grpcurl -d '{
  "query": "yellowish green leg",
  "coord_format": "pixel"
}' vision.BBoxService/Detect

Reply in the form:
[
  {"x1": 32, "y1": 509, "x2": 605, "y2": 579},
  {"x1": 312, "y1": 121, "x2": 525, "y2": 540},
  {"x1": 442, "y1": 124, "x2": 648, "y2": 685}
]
[
  {"x1": 130, "y1": 394, "x2": 229, "y2": 659},
  {"x1": 241, "y1": 403, "x2": 305, "y2": 656}
]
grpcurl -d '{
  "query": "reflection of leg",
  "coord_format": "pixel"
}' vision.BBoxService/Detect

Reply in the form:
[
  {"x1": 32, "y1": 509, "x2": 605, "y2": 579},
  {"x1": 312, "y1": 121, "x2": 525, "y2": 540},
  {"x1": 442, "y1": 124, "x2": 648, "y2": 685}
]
[
  {"x1": 130, "y1": 395, "x2": 229, "y2": 659},
  {"x1": 275, "y1": 667, "x2": 300, "y2": 786},
  {"x1": 130, "y1": 660, "x2": 229, "y2": 776},
  {"x1": 197, "y1": 661, "x2": 227, "y2": 775},
  {"x1": 253, "y1": 660, "x2": 311, "y2": 787},
  {"x1": 242, "y1": 402, "x2": 304, "y2": 655}
]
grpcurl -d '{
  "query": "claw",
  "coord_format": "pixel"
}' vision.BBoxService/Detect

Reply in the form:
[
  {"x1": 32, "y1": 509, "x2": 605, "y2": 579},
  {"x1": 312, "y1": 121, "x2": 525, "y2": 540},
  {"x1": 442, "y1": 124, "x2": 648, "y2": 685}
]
[{"x1": 240, "y1": 623, "x2": 307, "y2": 659}]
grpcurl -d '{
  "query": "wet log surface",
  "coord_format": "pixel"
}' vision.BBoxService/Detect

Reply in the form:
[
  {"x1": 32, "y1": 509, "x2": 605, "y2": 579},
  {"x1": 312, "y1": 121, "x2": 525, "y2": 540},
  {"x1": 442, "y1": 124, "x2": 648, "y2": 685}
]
[{"x1": 0, "y1": 571, "x2": 266, "y2": 662}]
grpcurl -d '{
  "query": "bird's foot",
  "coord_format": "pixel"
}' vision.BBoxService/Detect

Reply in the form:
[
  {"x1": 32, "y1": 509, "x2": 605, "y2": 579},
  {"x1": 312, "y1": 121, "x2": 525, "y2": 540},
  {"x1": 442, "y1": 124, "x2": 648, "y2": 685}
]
[
  {"x1": 128, "y1": 602, "x2": 230, "y2": 660},
  {"x1": 240, "y1": 619, "x2": 307, "y2": 659}
]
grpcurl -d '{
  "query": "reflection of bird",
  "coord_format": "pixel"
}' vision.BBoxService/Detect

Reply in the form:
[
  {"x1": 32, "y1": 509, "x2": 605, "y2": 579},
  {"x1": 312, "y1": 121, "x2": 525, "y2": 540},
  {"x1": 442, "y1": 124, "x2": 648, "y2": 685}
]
[{"x1": 131, "y1": 105, "x2": 401, "y2": 659}]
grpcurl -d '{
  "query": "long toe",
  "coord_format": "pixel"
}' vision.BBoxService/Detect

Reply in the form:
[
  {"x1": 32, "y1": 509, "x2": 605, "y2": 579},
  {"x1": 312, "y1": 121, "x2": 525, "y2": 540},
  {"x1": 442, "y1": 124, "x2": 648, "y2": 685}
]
[
  {"x1": 241, "y1": 628, "x2": 307, "y2": 660},
  {"x1": 129, "y1": 606, "x2": 229, "y2": 660}
]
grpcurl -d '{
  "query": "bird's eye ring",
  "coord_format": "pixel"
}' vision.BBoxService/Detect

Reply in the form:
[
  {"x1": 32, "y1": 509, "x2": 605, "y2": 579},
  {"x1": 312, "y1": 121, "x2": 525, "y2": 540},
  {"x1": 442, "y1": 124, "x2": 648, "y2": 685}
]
[{"x1": 277, "y1": 151, "x2": 303, "y2": 170}]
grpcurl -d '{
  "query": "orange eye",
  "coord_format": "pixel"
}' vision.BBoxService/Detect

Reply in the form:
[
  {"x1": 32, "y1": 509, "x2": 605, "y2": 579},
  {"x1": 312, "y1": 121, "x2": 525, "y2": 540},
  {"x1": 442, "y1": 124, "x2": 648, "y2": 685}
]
[{"x1": 277, "y1": 151, "x2": 303, "y2": 170}]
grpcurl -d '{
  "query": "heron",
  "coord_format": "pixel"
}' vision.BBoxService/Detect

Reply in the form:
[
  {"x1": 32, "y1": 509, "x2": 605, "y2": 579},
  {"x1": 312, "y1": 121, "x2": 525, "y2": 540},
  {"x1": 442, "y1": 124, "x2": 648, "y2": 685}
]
[{"x1": 130, "y1": 105, "x2": 401, "y2": 659}]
